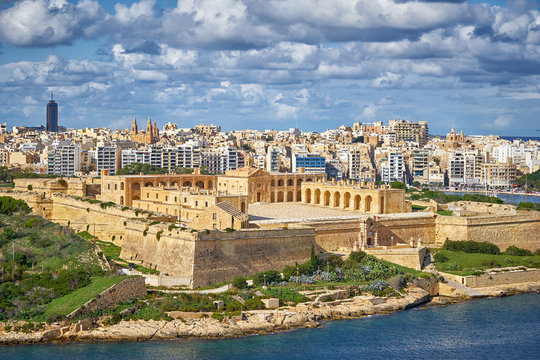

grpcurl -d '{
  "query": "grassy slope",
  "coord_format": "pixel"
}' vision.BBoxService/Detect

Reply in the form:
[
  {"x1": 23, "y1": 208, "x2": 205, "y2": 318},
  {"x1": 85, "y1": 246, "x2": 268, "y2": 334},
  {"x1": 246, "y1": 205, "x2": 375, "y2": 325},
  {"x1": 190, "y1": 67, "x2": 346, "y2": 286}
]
[
  {"x1": 433, "y1": 249, "x2": 540, "y2": 276},
  {"x1": 38, "y1": 276, "x2": 127, "y2": 321}
]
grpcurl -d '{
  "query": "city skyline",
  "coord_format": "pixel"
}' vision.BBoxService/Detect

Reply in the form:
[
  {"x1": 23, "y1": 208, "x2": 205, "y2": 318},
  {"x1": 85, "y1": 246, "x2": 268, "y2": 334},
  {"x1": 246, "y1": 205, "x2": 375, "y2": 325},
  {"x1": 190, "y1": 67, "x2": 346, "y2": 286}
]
[{"x1": 1, "y1": 0, "x2": 540, "y2": 136}]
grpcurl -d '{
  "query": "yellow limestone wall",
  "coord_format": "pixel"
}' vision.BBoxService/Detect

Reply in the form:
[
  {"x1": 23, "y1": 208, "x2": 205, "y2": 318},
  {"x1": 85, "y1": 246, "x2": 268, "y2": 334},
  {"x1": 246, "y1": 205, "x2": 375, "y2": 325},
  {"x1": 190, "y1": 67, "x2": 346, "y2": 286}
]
[{"x1": 435, "y1": 214, "x2": 540, "y2": 251}]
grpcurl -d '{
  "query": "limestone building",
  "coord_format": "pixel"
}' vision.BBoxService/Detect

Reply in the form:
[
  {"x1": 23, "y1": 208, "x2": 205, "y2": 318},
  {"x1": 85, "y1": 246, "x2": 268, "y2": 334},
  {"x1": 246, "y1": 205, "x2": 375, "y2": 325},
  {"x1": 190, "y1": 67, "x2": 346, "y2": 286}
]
[{"x1": 130, "y1": 117, "x2": 159, "y2": 145}]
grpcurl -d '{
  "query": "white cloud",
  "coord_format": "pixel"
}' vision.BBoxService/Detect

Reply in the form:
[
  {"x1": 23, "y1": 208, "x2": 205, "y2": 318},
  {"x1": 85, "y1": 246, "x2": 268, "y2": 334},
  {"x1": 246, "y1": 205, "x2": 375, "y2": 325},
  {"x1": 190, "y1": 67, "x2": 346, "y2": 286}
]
[{"x1": 0, "y1": 0, "x2": 104, "y2": 47}]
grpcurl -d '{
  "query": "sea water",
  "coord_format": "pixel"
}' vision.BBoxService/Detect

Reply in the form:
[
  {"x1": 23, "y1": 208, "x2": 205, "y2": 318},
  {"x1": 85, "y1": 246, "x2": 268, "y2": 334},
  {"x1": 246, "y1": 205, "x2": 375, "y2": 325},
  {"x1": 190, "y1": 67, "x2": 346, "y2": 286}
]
[{"x1": 3, "y1": 293, "x2": 540, "y2": 360}]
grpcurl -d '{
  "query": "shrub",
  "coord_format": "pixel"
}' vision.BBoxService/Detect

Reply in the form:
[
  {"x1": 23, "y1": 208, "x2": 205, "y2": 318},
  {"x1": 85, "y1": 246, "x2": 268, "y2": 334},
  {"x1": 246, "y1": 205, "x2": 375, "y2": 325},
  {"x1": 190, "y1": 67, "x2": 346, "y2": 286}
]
[
  {"x1": 253, "y1": 270, "x2": 281, "y2": 286},
  {"x1": 433, "y1": 252, "x2": 449, "y2": 263},
  {"x1": 148, "y1": 221, "x2": 160, "y2": 226},
  {"x1": 57, "y1": 179, "x2": 67, "y2": 188},
  {"x1": 390, "y1": 181, "x2": 406, "y2": 190},
  {"x1": 121, "y1": 206, "x2": 129, "y2": 211},
  {"x1": 0, "y1": 196, "x2": 30, "y2": 215},
  {"x1": 27, "y1": 185, "x2": 33, "y2": 191},
  {"x1": 224, "y1": 227, "x2": 235, "y2": 232},
  {"x1": 482, "y1": 259, "x2": 500, "y2": 268},
  {"x1": 364, "y1": 280, "x2": 388, "y2": 295},
  {"x1": 504, "y1": 245, "x2": 533, "y2": 257},
  {"x1": 156, "y1": 230, "x2": 163, "y2": 241},
  {"x1": 348, "y1": 251, "x2": 367, "y2": 263},
  {"x1": 232, "y1": 275, "x2": 248, "y2": 289},
  {"x1": 324, "y1": 254, "x2": 344, "y2": 269},
  {"x1": 447, "y1": 262, "x2": 462, "y2": 271},
  {"x1": 100, "y1": 202, "x2": 115, "y2": 209},
  {"x1": 443, "y1": 240, "x2": 500, "y2": 255}
]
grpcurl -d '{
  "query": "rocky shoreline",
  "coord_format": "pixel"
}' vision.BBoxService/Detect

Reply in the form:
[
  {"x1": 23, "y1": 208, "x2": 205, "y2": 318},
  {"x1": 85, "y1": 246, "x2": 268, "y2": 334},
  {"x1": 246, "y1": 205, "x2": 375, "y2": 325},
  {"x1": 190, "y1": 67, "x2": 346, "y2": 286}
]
[{"x1": 2, "y1": 282, "x2": 540, "y2": 346}]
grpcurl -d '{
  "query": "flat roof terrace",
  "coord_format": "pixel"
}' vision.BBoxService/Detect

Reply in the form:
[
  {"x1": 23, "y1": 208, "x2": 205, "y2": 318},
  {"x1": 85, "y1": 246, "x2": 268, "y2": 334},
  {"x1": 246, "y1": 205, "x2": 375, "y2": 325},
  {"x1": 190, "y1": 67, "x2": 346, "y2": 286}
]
[{"x1": 248, "y1": 202, "x2": 357, "y2": 222}]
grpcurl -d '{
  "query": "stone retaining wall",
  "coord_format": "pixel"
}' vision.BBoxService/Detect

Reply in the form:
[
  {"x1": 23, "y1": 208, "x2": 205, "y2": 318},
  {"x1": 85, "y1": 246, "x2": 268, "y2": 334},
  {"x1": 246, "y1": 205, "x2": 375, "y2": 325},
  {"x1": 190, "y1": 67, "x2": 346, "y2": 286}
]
[
  {"x1": 443, "y1": 268, "x2": 540, "y2": 288},
  {"x1": 66, "y1": 277, "x2": 147, "y2": 320}
]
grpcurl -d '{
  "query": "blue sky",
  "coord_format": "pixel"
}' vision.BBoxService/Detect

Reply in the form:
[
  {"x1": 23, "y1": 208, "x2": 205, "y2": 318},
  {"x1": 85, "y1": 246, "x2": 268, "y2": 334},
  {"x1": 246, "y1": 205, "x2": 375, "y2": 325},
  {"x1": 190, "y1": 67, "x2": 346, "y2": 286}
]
[{"x1": 1, "y1": 0, "x2": 539, "y2": 136}]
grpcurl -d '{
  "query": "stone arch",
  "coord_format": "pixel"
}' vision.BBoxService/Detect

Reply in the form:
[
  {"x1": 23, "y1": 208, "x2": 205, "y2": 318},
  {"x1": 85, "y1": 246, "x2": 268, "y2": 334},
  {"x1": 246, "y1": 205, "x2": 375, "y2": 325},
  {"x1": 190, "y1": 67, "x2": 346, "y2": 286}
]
[
  {"x1": 120, "y1": 182, "x2": 125, "y2": 191},
  {"x1": 365, "y1": 195, "x2": 372, "y2": 212},
  {"x1": 297, "y1": 190, "x2": 302, "y2": 202},
  {"x1": 297, "y1": 179, "x2": 303, "y2": 186},
  {"x1": 277, "y1": 191, "x2": 284, "y2": 202},
  {"x1": 278, "y1": 179, "x2": 284, "y2": 187},
  {"x1": 241, "y1": 202, "x2": 246, "y2": 213},
  {"x1": 257, "y1": 192, "x2": 261, "y2": 202},
  {"x1": 271, "y1": 192, "x2": 275, "y2": 203},
  {"x1": 171, "y1": 181, "x2": 179, "y2": 188},
  {"x1": 324, "y1": 191, "x2": 331, "y2": 206},
  {"x1": 314, "y1": 189, "x2": 321, "y2": 204},
  {"x1": 287, "y1": 191, "x2": 294, "y2": 202},
  {"x1": 344, "y1": 192, "x2": 351, "y2": 208},
  {"x1": 333, "y1": 191, "x2": 341, "y2": 208},
  {"x1": 305, "y1": 188, "x2": 312, "y2": 203},
  {"x1": 207, "y1": 180, "x2": 213, "y2": 189},
  {"x1": 271, "y1": 180, "x2": 275, "y2": 186},
  {"x1": 287, "y1": 179, "x2": 294, "y2": 186},
  {"x1": 306, "y1": 178, "x2": 313, "y2": 182},
  {"x1": 354, "y1": 195, "x2": 361, "y2": 210},
  {"x1": 196, "y1": 181, "x2": 204, "y2": 189},
  {"x1": 120, "y1": 196, "x2": 124, "y2": 205},
  {"x1": 183, "y1": 181, "x2": 192, "y2": 187},
  {"x1": 144, "y1": 182, "x2": 154, "y2": 187}
]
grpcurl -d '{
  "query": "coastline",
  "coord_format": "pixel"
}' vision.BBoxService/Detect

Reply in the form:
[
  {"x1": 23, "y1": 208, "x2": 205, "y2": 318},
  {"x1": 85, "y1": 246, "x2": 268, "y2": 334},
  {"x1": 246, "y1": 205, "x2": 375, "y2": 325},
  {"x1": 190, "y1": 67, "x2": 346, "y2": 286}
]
[{"x1": 2, "y1": 281, "x2": 540, "y2": 346}]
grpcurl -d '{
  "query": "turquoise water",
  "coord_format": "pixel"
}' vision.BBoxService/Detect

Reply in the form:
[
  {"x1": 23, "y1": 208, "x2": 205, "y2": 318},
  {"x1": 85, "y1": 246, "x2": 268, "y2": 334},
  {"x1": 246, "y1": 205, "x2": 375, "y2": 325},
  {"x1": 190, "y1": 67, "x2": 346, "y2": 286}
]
[{"x1": 3, "y1": 293, "x2": 540, "y2": 359}]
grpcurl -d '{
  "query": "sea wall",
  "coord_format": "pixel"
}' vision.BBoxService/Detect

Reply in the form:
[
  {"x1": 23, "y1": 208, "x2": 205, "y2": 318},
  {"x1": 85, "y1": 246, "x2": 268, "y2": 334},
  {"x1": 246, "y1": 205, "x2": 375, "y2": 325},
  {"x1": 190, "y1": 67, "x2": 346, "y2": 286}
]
[
  {"x1": 443, "y1": 268, "x2": 540, "y2": 288},
  {"x1": 66, "y1": 277, "x2": 147, "y2": 320}
]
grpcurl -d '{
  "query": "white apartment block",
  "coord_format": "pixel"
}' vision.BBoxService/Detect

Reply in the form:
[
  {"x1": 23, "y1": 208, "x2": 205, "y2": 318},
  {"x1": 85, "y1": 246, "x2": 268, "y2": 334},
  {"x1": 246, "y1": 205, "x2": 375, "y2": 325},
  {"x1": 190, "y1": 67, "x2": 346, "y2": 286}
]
[{"x1": 96, "y1": 146, "x2": 119, "y2": 175}]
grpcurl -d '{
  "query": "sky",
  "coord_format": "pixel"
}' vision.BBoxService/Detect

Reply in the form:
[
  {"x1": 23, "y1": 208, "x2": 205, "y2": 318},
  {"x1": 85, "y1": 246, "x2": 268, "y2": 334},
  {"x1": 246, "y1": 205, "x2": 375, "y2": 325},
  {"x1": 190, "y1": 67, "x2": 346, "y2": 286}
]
[{"x1": 0, "y1": 0, "x2": 539, "y2": 136}]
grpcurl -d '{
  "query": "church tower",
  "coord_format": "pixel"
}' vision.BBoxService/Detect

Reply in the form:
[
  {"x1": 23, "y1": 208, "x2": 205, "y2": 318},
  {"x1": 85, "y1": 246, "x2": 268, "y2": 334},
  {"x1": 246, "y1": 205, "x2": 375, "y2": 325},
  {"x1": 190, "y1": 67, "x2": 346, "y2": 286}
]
[{"x1": 131, "y1": 117, "x2": 138, "y2": 134}]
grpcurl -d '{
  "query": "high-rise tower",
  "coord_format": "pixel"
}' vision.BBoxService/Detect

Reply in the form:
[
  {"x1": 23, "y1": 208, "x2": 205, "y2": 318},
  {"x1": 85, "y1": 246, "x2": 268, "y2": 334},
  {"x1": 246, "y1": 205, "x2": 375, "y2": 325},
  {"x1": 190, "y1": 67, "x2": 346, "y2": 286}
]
[{"x1": 46, "y1": 92, "x2": 58, "y2": 132}]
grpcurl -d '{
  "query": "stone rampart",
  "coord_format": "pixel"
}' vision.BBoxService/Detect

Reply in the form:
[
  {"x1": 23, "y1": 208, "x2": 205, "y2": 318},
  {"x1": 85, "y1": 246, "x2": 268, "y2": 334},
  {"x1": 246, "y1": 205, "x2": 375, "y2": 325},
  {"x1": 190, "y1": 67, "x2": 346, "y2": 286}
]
[
  {"x1": 436, "y1": 214, "x2": 540, "y2": 251},
  {"x1": 192, "y1": 226, "x2": 315, "y2": 287},
  {"x1": 66, "y1": 277, "x2": 147, "y2": 319},
  {"x1": 121, "y1": 221, "x2": 197, "y2": 282},
  {"x1": 366, "y1": 247, "x2": 428, "y2": 270}
]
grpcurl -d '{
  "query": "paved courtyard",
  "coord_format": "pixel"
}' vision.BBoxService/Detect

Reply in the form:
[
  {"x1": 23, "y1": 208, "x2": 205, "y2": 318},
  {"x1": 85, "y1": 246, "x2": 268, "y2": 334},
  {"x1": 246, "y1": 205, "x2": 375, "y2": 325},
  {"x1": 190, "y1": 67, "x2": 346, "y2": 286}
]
[{"x1": 248, "y1": 202, "x2": 358, "y2": 222}]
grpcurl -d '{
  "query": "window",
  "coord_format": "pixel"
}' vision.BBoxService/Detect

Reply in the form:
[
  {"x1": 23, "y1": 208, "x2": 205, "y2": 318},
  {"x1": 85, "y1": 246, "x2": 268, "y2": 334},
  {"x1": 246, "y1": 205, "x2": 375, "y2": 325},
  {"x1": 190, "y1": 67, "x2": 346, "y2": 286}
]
[
  {"x1": 165, "y1": 196, "x2": 168, "y2": 201},
  {"x1": 205, "y1": 202, "x2": 208, "y2": 207},
  {"x1": 156, "y1": 194, "x2": 158, "y2": 199},
  {"x1": 174, "y1": 197, "x2": 177, "y2": 202},
  {"x1": 195, "y1": 201, "x2": 198, "y2": 206},
  {"x1": 147, "y1": 193, "x2": 149, "y2": 199},
  {"x1": 108, "y1": 184, "x2": 110, "y2": 190},
  {"x1": 213, "y1": 213, "x2": 217, "y2": 220},
  {"x1": 114, "y1": 184, "x2": 117, "y2": 190}
]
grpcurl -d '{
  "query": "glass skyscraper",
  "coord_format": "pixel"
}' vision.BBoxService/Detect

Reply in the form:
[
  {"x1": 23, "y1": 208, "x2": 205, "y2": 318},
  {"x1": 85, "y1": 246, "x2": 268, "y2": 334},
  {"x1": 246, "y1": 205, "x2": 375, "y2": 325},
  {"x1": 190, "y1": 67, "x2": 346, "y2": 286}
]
[{"x1": 46, "y1": 93, "x2": 58, "y2": 132}]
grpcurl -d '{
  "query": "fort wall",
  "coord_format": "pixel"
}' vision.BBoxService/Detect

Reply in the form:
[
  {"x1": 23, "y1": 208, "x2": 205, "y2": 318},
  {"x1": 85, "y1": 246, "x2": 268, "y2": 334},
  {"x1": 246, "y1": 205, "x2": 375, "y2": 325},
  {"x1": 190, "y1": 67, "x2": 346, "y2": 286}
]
[{"x1": 435, "y1": 214, "x2": 540, "y2": 251}]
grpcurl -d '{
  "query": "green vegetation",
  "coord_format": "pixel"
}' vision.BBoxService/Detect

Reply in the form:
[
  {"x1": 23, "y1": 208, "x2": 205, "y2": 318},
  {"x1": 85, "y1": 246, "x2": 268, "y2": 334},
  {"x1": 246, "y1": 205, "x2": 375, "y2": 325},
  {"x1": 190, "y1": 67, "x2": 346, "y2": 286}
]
[
  {"x1": 93, "y1": 239, "x2": 159, "y2": 275},
  {"x1": 412, "y1": 204, "x2": 427, "y2": 211},
  {"x1": 516, "y1": 202, "x2": 540, "y2": 211},
  {"x1": 437, "y1": 210, "x2": 454, "y2": 216},
  {"x1": 443, "y1": 239, "x2": 500, "y2": 255},
  {"x1": 504, "y1": 245, "x2": 534, "y2": 257},
  {"x1": 232, "y1": 275, "x2": 248, "y2": 289},
  {"x1": 0, "y1": 196, "x2": 31, "y2": 215},
  {"x1": 390, "y1": 181, "x2": 406, "y2": 190},
  {"x1": 410, "y1": 188, "x2": 503, "y2": 204},
  {"x1": 116, "y1": 162, "x2": 168, "y2": 175},
  {"x1": 39, "y1": 276, "x2": 126, "y2": 322},
  {"x1": 0, "y1": 166, "x2": 57, "y2": 183},
  {"x1": 515, "y1": 169, "x2": 540, "y2": 191},
  {"x1": 432, "y1": 249, "x2": 540, "y2": 276},
  {"x1": 0, "y1": 200, "x2": 113, "y2": 321}
]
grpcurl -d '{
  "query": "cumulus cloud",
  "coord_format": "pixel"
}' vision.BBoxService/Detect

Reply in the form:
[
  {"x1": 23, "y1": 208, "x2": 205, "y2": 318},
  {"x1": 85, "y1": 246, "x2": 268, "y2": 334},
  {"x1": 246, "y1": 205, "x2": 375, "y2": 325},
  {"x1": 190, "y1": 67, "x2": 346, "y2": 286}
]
[{"x1": 0, "y1": 0, "x2": 105, "y2": 47}]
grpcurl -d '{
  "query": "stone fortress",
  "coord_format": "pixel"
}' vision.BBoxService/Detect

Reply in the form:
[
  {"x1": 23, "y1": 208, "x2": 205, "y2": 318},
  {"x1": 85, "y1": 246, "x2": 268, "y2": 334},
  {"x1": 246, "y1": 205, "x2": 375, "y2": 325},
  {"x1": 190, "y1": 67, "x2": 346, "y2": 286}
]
[{"x1": 6, "y1": 169, "x2": 540, "y2": 287}]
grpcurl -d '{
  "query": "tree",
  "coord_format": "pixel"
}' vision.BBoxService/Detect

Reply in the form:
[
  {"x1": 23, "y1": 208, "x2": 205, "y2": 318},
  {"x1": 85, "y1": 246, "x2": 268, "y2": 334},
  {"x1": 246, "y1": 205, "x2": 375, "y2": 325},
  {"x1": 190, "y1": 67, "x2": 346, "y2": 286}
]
[
  {"x1": 116, "y1": 163, "x2": 168, "y2": 175},
  {"x1": 390, "y1": 181, "x2": 406, "y2": 190}
]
